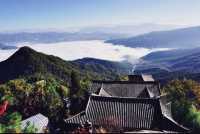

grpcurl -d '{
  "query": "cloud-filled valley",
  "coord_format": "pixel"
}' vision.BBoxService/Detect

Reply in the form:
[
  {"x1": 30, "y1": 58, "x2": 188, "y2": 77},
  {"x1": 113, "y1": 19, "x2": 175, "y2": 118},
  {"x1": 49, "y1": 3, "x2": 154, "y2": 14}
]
[{"x1": 0, "y1": 40, "x2": 170, "y2": 63}]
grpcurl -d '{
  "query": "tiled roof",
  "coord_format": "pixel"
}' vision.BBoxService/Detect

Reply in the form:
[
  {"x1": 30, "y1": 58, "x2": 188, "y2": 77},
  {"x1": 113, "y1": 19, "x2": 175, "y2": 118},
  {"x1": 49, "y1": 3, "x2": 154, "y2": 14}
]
[
  {"x1": 65, "y1": 111, "x2": 87, "y2": 125},
  {"x1": 141, "y1": 75, "x2": 155, "y2": 82},
  {"x1": 98, "y1": 88, "x2": 112, "y2": 97},
  {"x1": 138, "y1": 87, "x2": 153, "y2": 98},
  {"x1": 66, "y1": 95, "x2": 161, "y2": 129},
  {"x1": 90, "y1": 81, "x2": 160, "y2": 98},
  {"x1": 21, "y1": 113, "x2": 49, "y2": 133},
  {"x1": 127, "y1": 75, "x2": 155, "y2": 82},
  {"x1": 162, "y1": 116, "x2": 190, "y2": 133},
  {"x1": 85, "y1": 95, "x2": 161, "y2": 130},
  {"x1": 65, "y1": 95, "x2": 189, "y2": 132},
  {"x1": 65, "y1": 76, "x2": 189, "y2": 133},
  {"x1": 160, "y1": 95, "x2": 172, "y2": 118}
]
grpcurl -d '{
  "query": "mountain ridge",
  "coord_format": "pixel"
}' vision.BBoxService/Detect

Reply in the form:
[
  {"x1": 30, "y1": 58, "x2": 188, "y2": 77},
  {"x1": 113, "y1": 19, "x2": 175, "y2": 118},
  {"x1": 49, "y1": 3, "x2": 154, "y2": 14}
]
[
  {"x1": 0, "y1": 32, "x2": 125, "y2": 44},
  {"x1": 136, "y1": 47, "x2": 200, "y2": 82},
  {"x1": 0, "y1": 46, "x2": 132, "y2": 83},
  {"x1": 106, "y1": 26, "x2": 200, "y2": 48}
]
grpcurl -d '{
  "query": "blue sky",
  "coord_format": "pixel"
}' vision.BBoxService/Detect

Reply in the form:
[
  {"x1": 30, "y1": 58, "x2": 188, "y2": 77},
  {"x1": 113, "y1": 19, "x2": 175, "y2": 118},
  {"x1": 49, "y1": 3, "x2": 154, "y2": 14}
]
[{"x1": 0, "y1": 0, "x2": 200, "y2": 31}]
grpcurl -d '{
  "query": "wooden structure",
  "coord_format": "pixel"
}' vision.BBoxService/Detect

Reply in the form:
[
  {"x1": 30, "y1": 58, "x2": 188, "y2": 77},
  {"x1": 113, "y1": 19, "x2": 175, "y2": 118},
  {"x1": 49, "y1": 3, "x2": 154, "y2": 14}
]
[{"x1": 65, "y1": 75, "x2": 189, "y2": 133}]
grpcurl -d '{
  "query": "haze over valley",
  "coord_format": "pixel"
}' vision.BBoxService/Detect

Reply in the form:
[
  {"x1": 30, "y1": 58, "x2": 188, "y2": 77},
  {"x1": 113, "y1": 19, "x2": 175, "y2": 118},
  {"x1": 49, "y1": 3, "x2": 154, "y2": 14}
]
[
  {"x1": 0, "y1": 40, "x2": 170, "y2": 63},
  {"x1": 2, "y1": 25, "x2": 200, "y2": 66}
]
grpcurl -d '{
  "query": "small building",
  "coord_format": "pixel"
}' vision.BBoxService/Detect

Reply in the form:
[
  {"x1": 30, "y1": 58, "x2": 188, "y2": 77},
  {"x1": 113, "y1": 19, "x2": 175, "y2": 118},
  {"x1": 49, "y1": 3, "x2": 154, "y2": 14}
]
[{"x1": 21, "y1": 113, "x2": 49, "y2": 133}]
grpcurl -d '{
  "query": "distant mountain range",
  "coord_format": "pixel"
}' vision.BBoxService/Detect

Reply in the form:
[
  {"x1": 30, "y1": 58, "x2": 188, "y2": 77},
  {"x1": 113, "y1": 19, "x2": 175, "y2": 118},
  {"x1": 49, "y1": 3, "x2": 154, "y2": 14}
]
[
  {"x1": 0, "y1": 43, "x2": 17, "y2": 50},
  {"x1": 0, "y1": 32, "x2": 125, "y2": 44},
  {"x1": 78, "y1": 23, "x2": 180, "y2": 36},
  {"x1": 2, "y1": 45, "x2": 200, "y2": 84},
  {"x1": 2, "y1": 24, "x2": 200, "y2": 83},
  {"x1": 0, "y1": 47, "x2": 132, "y2": 83},
  {"x1": 107, "y1": 26, "x2": 200, "y2": 48},
  {"x1": 136, "y1": 47, "x2": 200, "y2": 82},
  {"x1": 0, "y1": 23, "x2": 181, "y2": 44}
]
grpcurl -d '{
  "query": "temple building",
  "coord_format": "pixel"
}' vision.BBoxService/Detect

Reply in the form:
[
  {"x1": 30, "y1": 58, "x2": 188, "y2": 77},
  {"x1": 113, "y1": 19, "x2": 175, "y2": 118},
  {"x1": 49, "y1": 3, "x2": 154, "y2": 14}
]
[{"x1": 65, "y1": 75, "x2": 190, "y2": 133}]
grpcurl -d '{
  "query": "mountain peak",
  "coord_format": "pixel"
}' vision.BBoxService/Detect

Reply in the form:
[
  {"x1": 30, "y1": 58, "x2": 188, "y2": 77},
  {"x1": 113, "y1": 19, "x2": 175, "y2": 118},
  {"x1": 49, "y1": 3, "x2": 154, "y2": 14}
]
[
  {"x1": 8, "y1": 46, "x2": 38, "y2": 61},
  {"x1": 0, "y1": 46, "x2": 131, "y2": 83},
  {"x1": 16, "y1": 46, "x2": 35, "y2": 54}
]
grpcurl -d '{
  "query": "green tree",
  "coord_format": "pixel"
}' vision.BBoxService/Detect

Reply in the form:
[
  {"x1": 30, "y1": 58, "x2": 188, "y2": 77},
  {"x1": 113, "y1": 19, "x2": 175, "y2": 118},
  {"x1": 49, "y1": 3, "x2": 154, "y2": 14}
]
[
  {"x1": 163, "y1": 79, "x2": 200, "y2": 133},
  {"x1": 0, "y1": 77, "x2": 71, "y2": 132},
  {"x1": 70, "y1": 71, "x2": 81, "y2": 96},
  {"x1": 57, "y1": 85, "x2": 70, "y2": 98},
  {"x1": 0, "y1": 111, "x2": 38, "y2": 133},
  {"x1": 23, "y1": 122, "x2": 38, "y2": 133}
]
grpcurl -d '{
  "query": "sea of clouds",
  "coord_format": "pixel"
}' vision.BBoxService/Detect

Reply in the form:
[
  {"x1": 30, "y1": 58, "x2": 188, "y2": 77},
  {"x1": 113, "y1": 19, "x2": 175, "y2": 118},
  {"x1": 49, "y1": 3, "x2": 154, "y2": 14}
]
[{"x1": 0, "y1": 40, "x2": 170, "y2": 63}]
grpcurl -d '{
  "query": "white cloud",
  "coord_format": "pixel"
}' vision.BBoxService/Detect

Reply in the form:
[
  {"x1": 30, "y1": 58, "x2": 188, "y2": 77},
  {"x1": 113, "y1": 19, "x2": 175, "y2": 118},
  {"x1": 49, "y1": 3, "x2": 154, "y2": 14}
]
[
  {"x1": 0, "y1": 40, "x2": 170, "y2": 63},
  {"x1": 0, "y1": 49, "x2": 18, "y2": 62}
]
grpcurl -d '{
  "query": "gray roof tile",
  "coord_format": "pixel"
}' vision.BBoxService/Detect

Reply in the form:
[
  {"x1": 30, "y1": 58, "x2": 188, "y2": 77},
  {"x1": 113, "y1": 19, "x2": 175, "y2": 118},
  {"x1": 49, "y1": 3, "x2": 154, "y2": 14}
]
[
  {"x1": 65, "y1": 95, "x2": 189, "y2": 132},
  {"x1": 90, "y1": 81, "x2": 160, "y2": 98}
]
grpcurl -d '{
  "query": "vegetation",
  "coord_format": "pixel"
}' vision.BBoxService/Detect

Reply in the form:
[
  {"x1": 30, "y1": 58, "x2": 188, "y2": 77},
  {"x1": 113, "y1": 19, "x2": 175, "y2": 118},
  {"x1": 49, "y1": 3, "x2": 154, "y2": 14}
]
[
  {"x1": 0, "y1": 101, "x2": 37, "y2": 133},
  {"x1": 163, "y1": 80, "x2": 200, "y2": 133},
  {"x1": 0, "y1": 47, "x2": 131, "y2": 83},
  {"x1": 0, "y1": 47, "x2": 128, "y2": 132},
  {"x1": 0, "y1": 70, "x2": 92, "y2": 133},
  {"x1": 0, "y1": 111, "x2": 22, "y2": 133},
  {"x1": 2, "y1": 46, "x2": 200, "y2": 133},
  {"x1": 1, "y1": 65, "x2": 200, "y2": 133},
  {"x1": 0, "y1": 78, "x2": 63, "y2": 119},
  {"x1": 67, "y1": 70, "x2": 90, "y2": 115}
]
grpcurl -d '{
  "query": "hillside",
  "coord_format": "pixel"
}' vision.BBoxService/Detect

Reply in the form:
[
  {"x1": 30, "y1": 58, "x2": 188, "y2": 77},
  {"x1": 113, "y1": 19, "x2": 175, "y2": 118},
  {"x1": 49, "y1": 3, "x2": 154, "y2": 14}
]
[
  {"x1": 73, "y1": 58, "x2": 132, "y2": 74},
  {"x1": 106, "y1": 26, "x2": 200, "y2": 48},
  {"x1": 142, "y1": 48, "x2": 200, "y2": 62},
  {"x1": 0, "y1": 47, "x2": 131, "y2": 83},
  {"x1": 140, "y1": 47, "x2": 200, "y2": 71},
  {"x1": 136, "y1": 48, "x2": 200, "y2": 82}
]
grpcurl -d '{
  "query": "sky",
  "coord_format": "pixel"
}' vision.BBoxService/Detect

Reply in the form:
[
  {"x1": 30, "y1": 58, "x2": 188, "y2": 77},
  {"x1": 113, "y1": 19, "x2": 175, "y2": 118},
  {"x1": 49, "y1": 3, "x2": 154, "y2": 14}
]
[{"x1": 0, "y1": 0, "x2": 200, "y2": 31}]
